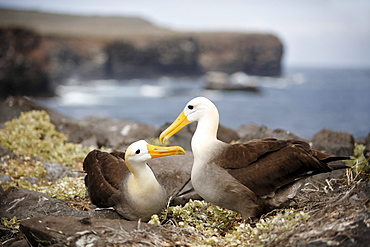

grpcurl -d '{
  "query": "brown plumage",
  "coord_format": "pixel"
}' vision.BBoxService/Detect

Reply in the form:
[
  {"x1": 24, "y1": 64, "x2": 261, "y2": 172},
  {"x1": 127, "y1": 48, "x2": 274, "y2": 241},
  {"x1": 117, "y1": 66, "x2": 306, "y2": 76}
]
[
  {"x1": 83, "y1": 150, "x2": 127, "y2": 209},
  {"x1": 222, "y1": 138, "x2": 341, "y2": 197},
  {"x1": 160, "y1": 97, "x2": 348, "y2": 218},
  {"x1": 83, "y1": 140, "x2": 185, "y2": 221}
]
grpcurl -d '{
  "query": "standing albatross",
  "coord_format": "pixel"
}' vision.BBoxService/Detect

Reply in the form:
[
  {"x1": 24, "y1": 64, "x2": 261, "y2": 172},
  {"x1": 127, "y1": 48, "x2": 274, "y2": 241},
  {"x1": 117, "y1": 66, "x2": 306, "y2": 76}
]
[
  {"x1": 159, "y1": 97, "x2": 348, "y2": 218},
  {"x1": 83, "y1": 140, "x2": 185, "y2": 221}
]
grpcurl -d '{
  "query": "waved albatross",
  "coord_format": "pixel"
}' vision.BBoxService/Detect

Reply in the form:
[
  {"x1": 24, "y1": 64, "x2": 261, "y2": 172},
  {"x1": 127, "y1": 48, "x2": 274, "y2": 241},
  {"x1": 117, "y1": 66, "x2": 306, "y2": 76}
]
[
  {"x1": 83, "y1": 140, "x2": 185, "y2": 221},
  {"x1": 159, "y1": 97, "x2": 348, "y2": 218}
]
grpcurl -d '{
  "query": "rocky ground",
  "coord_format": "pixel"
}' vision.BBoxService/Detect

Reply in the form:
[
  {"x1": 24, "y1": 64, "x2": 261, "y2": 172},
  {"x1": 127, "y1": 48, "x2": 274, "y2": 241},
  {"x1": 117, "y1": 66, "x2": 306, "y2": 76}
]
[{"x1": 0, "y1": 96, "x2": 369, "y2": 246}]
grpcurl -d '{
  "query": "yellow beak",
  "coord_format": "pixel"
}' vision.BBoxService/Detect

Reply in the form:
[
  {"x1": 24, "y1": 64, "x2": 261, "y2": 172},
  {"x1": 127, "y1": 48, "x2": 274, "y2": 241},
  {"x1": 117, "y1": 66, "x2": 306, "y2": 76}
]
[
  {"x1": 159, "y1": 111, "x2": 191, "y2": 144},
  {"x1": 147, "y1": 144, "x2": 185, "y2": 159}
]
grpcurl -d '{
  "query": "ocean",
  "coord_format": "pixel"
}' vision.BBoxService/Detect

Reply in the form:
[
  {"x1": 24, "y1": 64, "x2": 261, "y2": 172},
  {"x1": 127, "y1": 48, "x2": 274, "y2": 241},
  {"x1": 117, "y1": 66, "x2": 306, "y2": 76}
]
[{"x1": 35, "y1": 67, "x2": 370, "y2": 139}]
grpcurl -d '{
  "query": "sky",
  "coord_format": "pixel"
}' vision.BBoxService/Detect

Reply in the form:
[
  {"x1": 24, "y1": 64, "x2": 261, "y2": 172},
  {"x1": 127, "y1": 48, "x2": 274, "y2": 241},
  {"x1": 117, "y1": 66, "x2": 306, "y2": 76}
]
[{"x1": 1, "y1": 0, "x2": 369, "y2": 68}]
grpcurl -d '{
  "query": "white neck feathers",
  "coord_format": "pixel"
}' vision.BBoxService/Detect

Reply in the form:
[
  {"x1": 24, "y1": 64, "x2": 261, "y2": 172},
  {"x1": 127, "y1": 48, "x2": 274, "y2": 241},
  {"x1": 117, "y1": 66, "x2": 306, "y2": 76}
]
[
  {"x1": 191, "y1": 102, "x2": 224, "y2": 164},
  {"x1": 126, "y1": 163, "x2": 162, "y2": 197}
]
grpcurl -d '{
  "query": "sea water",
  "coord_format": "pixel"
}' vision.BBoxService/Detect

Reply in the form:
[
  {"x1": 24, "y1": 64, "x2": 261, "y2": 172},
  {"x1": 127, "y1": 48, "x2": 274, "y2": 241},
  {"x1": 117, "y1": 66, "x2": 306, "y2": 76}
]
[{"x1": 35, "y1": 67, "x2": 370, "y2": 139}]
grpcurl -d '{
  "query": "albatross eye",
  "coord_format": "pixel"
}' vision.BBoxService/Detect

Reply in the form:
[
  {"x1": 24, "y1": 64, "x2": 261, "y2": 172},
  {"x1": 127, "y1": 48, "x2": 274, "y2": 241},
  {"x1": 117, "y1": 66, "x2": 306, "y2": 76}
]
[
  {"x1": 188, "y1": 105, "x2": 194, "y2": 110},
  {"x1": 135, "y1": 149, "x2": 140, "y2": 154}
]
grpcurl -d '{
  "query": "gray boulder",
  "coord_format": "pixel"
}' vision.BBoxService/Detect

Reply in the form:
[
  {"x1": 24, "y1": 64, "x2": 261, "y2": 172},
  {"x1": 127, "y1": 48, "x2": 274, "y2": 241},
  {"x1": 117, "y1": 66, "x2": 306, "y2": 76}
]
[
  {"x1": 43, "y1": 161, "x2": 81, "y2": 181},
  {"x1": 311, "y1": 129, "x2": 354, "y2": 156},
  {"x1": 237, "y1": 122, "x2": 301, "y2": 141},
  {"x1": 20, "y1": 215, "x2": 193, "y2": 246},
  {"x1": 77, "y1": 116, "x2": 159, "y2": 150},
  {"x1": 0, "y1": 187, "x2": 122, "y2": 220}
]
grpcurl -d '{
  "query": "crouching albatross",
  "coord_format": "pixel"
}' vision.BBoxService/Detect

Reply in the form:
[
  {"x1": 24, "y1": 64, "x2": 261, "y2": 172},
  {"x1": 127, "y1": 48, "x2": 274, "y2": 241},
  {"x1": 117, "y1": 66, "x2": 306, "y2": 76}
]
[
  {"x1": 159, "y1": 97, "x2": 348, "y2": 218},
  {"x1": 83, "y1": 140, "x2": 185, "y2": 221}
]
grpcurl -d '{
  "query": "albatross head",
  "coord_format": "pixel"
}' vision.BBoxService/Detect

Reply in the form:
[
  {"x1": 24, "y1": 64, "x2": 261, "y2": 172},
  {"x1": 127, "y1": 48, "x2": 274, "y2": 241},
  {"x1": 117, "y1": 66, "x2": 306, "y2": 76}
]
[
  {"x1": 125, "y1": 140, "x2": 185, "y2": 173},
  {"x1": 159, "y1": 97, "x2": 219, "y2": 144}
]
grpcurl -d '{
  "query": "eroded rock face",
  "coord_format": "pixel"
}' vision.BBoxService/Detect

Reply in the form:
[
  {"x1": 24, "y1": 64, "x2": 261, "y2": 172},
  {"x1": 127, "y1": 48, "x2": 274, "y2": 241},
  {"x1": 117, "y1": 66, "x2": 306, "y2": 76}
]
[
  {"x1": 105, "y1": 37, "x2": 200, "y2": 78},
  {"x1": 0, "y1": 27, "x2": 53, "y2": 98},
  {"x1": 0, "y1": 24, "x2": 283, "y2": 97},
  {"x1": 196, "y1": 33, "x2": 283, "y2": 76}
]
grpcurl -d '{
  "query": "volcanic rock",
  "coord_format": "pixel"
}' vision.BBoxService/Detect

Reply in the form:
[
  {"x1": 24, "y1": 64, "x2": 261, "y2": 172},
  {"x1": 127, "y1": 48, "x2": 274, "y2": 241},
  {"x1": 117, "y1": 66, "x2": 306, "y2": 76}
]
[{"x1": 312, "y1": 128, "x2": 355, "y2": 156}]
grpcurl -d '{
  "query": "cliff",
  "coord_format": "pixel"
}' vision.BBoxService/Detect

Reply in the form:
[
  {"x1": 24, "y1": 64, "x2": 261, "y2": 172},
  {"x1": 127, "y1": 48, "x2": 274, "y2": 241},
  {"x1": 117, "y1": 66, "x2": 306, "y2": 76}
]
[{"x1": 0, "y1": 8, "x2": 283, "y2": 97}]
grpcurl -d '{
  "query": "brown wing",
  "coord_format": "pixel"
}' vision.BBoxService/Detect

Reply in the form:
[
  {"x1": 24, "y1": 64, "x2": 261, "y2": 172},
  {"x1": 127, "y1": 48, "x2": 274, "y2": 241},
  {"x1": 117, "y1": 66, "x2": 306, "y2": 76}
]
[
  {"x1": 216, "y1": 138, "x2": 287, "y2": 169},
  {"x1": 83, "y1": 150, "x2": 129, "y2": 208},
  {"x1": 216, "y1": 139, "x2": 341, "y2": 196}
]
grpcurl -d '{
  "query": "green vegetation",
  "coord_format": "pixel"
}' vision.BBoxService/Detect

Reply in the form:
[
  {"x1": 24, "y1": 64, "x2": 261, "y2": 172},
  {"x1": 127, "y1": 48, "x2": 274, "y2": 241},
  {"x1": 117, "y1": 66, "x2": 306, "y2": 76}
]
[
  {"x1": 0, "y1": 110, "x2": 89, "y2": 168},
  {"x1": 347, "y1": 144, "x2": 368, "y2": 171},
  {"x1": 149, "y1": 200, "x2": 310, "y2": 246},
  {"x1": 0, "y1": 110, "x2": 90, "y2": 200}
]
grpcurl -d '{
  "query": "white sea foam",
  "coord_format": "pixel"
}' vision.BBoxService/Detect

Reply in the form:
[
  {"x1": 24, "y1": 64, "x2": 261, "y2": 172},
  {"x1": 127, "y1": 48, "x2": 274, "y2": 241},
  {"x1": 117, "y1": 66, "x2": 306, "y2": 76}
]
[
  {"x1": 35, "y1": 68, "x2": 370, "y2": 139},
  {"x1": 140, "y1": 84, "x2": 168, "y2": 98}
]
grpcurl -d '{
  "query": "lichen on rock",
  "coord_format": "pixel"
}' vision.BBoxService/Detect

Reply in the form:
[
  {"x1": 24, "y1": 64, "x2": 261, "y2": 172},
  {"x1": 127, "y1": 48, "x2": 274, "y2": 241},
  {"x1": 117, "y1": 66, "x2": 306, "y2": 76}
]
[
  {"x1": 150, "y1": 200, "x2": 311, "y2": 246},
  {"x1": 0, "y1": 110, "x2": 90, "y2": 168},
  {"x1": 0, "y1": 110, "x2": 90, "y2": 201}
]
